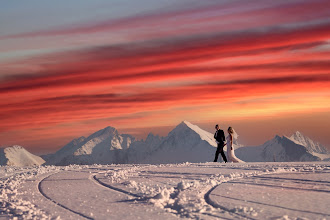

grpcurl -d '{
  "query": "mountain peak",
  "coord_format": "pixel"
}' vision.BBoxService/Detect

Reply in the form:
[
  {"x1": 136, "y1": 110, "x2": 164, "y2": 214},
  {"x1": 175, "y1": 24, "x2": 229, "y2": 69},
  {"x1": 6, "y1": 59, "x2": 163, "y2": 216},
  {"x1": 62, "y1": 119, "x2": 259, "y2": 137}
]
[
  {"x1": 1, "y1": 145, "x2": 45, "y2": 166},
  {"x1": 176, "y1": 120, "x2": 193, "y2": 128},
  {"x1": 88, "y1": 126, "x2": 118, "y2": 140},
  {"x1": 291, "y1": 131, "x2": 305, "y2": 140},
  {"x1": 182, "y1": 120, "x2": 191, "y2": 125},
  {"x1": 289, "y1": 131, "x2": 328, "y2": 154},
  {"x1": 170, "y1": 121, "x2": 216, "y2": 147},
  {"x1": 5, "y1": 145, "x2": 23, "y2": 150},
  {"x1": 103, "y1": 126, "x2": 117, "y2": 133},
  {"x1": 179, "y1": 120, "x2": 201, "y2": 131},
  {"x1": 294, "y1": 131, "x2": 303, "y2": 135},
  {"x1": 146, "y1": 133, "x2": 161, "y2": 141},
  {"x1": 273, "y1": 135, "x2": 282, "y2": 141}
]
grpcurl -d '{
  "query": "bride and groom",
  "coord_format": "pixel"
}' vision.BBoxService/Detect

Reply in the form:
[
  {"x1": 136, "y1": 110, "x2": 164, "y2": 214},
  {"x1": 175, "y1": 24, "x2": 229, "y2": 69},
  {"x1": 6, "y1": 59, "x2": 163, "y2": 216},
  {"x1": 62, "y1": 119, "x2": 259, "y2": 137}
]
[{"x1": 213, "y1": 124, "x2": 244, "y2": 163}]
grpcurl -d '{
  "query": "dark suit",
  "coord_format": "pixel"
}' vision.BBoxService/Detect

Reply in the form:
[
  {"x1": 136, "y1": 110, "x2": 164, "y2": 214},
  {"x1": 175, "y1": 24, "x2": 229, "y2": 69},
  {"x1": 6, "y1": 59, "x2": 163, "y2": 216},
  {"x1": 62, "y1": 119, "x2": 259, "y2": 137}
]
[{"x1": 214, "y1": 129, "x2": 227, "y2": 162}]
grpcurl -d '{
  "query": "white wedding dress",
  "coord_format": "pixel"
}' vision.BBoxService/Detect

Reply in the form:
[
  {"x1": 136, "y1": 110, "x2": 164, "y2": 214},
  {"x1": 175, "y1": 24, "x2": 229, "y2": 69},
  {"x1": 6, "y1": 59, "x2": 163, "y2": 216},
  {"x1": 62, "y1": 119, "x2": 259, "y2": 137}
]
[{"x1": 226, "y1": 134, "x2": 245, "y2": 163}]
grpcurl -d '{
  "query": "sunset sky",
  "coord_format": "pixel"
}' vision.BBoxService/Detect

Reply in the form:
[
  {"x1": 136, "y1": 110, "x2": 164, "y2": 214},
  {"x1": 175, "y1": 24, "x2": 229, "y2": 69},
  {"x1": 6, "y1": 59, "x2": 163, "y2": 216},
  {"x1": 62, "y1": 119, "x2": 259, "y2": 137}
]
[{"x1": 1, "y1": 0, "x2": 330, "y2": 154}]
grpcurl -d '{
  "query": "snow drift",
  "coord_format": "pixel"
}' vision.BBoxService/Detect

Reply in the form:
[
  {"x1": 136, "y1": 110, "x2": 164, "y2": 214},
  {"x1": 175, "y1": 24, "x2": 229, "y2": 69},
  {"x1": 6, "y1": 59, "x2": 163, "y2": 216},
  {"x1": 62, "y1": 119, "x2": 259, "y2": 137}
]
[{"x1": 1, "y1": 162, "x2": 329, "y2": 219}]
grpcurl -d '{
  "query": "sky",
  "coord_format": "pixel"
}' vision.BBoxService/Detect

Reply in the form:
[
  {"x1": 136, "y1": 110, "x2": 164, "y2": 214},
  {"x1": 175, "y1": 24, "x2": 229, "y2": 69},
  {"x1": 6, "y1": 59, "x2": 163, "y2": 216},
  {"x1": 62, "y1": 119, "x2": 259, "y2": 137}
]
[{"x1": 0, "y1": 0, "x2": 330, "y2": 154}]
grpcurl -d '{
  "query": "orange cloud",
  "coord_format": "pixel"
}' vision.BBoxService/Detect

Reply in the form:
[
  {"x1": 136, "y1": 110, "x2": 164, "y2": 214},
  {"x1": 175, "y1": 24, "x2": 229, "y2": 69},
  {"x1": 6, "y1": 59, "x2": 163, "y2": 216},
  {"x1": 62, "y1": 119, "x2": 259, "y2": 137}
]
[{"x1": 1, "y1": 1, "x2": 330, "y2": 152}]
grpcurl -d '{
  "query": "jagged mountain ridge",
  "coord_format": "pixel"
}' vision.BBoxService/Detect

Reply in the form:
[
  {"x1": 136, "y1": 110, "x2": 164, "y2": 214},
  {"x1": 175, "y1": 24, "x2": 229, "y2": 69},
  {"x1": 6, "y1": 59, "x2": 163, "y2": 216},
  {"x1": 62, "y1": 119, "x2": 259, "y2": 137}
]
[
  {"x1": 261, "y1": 135, "x2": 320, "y2": 162},
  {"x1": 125, "y1": 133, "x2": 164, "y2": 164},
  {"x1": 4, "y1": 123, "x2": 328, "y2": 166},
  {"x1": 140, "y1": 121, "x2": 217, "y2": 164},
  {"x1": 44, "y1": 126, "x2": 135, "y2": 165},
  {"x1": 289, "y1": 131, "x2": 328, "y2": 154},
  {"x1": 43, "y1": 121, "x2": 329, "y2": 165},
  {"x1": 44, "y1": 121, "x2": 218, "y2": 165},
  {"x1": 235, "y1": 133, "x2": 329, "y2": 162},
  {"x1": 0, "y1": 145, "x2": 45, "y2": 167}
]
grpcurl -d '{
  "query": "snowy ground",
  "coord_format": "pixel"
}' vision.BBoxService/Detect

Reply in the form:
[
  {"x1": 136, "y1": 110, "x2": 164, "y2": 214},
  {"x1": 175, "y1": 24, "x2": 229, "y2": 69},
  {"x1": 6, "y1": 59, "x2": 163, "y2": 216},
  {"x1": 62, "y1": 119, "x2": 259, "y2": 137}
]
[{"x1": 0, "y1": 162, "x2": 329, "y2": 220}]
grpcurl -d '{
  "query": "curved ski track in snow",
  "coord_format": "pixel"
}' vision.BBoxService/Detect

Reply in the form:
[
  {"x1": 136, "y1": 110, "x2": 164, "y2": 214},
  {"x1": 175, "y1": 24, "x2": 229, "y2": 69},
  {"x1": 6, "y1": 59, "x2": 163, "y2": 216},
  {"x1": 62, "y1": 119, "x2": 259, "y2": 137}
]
[
  {"x1": 90, "y1": 174, "x2": 143, "y2": 198},
  {"x1": 2, "y1": 162, "x2": 328, "y2": 219},
  {"x1": 204, "y1": 165, "x2": 330, "y2": 219},
  {"x1": 204, "y1": 185, "x2": 256, "y2": 220},
  {"x1": 38, "y1": 172, "x2": 93, "y2": 220}
]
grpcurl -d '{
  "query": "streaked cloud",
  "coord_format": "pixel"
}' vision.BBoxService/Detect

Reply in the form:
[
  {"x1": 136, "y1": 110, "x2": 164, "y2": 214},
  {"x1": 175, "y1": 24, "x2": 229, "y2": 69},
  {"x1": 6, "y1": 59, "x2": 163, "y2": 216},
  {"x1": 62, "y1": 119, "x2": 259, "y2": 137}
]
[{"x1": 0, "y1": 0, "x2": 329, "y2": 152}]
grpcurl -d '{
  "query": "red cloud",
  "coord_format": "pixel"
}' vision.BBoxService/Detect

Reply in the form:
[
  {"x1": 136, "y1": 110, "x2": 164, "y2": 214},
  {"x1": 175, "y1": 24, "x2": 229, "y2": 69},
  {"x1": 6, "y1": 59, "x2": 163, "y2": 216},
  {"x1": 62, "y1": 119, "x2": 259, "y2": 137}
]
[{"x1": 1, "y1": 1, "x2": 330, "y2": 151}]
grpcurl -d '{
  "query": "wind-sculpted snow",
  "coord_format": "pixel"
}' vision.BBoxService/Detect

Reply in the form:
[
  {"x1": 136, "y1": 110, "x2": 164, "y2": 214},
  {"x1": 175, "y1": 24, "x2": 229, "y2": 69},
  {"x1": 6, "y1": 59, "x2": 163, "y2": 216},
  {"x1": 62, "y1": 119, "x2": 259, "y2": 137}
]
[
  {"x1": 0, "y1": 166, "x2": 59, "y2": 219},
  {"x1": 1, "y1": 162, "x2": 329, "y2": 219}
]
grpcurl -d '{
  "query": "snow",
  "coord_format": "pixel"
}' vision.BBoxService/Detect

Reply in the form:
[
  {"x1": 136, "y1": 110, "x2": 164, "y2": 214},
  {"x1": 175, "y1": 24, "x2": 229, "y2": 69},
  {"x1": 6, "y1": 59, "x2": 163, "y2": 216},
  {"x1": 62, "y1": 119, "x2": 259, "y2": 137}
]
[
  {"x1": 43, "y1": 121, "x2": 219, "y2": 166},
  {"x1": 181, "y1": 121, "x2": 217, "y2": 147},
  {"x1": 44, "y1": 126, "x2": 135, "y2": 165},
  {"x1": 41, "y1": 122, "x2": 329, "y2": 166},
  {"x1": 39, "y1": 122, "x2": 330, "y2": 166},
  {"x1": 0, "y1": 162, "x2": 329, "y2": 219},
  {"x1": 289, "y1": 131, "x2": 329, "y2": 154},
  {"x1": 0, "y1": 146, "x2": 45, "y2": 167},
  {"x1": 1, "y1": 122, "x2": 329, "y2": 219},
  {"x1": 236, "y1": 134, "x2": 330, "y2": 162}
]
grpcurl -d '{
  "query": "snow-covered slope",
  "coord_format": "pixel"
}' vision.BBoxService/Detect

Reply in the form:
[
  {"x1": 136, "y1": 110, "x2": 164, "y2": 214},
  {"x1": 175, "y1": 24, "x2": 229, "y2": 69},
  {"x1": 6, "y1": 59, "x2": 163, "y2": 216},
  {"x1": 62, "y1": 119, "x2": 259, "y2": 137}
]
[
  {"x1": 125, "y1": 133, "x2": 164, "y2": 163},
  {"x1": 289, "y1": 131, "x2": 329, "y2": 154},
  {"x1": 0, "y1": 145, "x2": 45, "y2": 166},
  {"x1": 236, "y1": 132, "x2": 329, "y2": 162},
  {"x1": 45, "y1": 121, "x2": 219, "y2": 165},
  {"x1": 141, "y1": 121, "x2": 217, "y2": 164},
  {"x1": 45, "y1": 124, "x2": 329, "y2": 165},
  {"x1": 45, "y1": 126, "x2": 135, "y2": 165},
  {"x1": 42, "y1": 136, "x2": 86, "y2": 165},
  {"x1": 261, "y1": 135, "x2": 320, "y2": 162}
]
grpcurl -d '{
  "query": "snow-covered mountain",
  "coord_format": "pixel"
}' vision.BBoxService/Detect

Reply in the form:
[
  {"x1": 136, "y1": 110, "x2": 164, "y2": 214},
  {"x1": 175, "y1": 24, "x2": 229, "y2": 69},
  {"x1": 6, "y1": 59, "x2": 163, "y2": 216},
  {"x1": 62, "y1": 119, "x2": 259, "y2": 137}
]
[
  {"x1": 289, "y1": 131, "x2": 329, "y2": 154},
  {"x1": 42, "y1": 136, "x2": 86, "y2": 165},
  {"x1": 140, "y1": 121, "x2": 217, "y2": 164},
  {"x1": 45, "y1": 126, "x2": 135, "y2": 165},
  {"x1": 44, "y1": 122, "x2": 329, "y2": 165},
  {"x1": 0, "y1": 145, "x2": 45, "y2": 166},
  {"x1": 125, "y1": 133, "x2": 164, "y2": 163},
  {"x1": 261, "y1": 135, "x2": 320, "y2": 162},
  {"x1": 45, "y1": 121, "x2": 218, "y2": 165},
  {"x1": 236, "y1": 132, "x2": 329, "y2": 162}
]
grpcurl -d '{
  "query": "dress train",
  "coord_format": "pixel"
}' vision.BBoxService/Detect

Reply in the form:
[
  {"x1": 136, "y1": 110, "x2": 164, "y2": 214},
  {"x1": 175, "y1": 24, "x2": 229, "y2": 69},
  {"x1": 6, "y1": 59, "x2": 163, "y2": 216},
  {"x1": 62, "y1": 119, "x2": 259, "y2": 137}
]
[{"x1": 226, "y1": 135, "x2": 245, "y2": 163}]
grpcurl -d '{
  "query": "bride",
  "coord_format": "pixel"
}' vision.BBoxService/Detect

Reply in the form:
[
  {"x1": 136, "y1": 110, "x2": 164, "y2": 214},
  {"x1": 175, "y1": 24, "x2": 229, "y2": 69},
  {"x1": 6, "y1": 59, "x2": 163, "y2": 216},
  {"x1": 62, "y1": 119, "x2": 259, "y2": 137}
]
[{"x1": 226, "y1": 127, "x2": 245, "y2": 163}]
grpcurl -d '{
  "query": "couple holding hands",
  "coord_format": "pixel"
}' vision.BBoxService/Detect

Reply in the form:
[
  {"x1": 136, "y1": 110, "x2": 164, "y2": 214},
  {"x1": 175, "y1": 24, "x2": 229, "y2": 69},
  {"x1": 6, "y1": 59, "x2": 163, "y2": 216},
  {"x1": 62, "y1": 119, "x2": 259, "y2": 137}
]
[{"x1": 214, "y1": 124, "x2": 244, "y2": 163}]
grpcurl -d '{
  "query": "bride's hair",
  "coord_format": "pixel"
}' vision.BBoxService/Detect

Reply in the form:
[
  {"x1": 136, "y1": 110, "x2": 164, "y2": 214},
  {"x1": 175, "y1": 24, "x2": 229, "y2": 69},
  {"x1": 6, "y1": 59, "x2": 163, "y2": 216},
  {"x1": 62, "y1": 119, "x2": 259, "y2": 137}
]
[{"x1": 228, "y1": 127, "x2": 238, "y2": 139}]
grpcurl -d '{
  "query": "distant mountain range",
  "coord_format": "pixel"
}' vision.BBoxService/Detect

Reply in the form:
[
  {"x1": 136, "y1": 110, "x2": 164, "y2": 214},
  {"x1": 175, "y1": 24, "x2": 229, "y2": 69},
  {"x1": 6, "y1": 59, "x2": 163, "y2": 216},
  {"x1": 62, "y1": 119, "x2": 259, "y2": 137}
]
[
  {"x1": 2, "y1": 121, "x2": 329, "y2": 166},
  {"x1": 43, "y1": 121, "x2": 217, "y2": 165},
  {"x1": 235, "y1": 131, "x2": 330, "y2": 162},
  {"x1": 42, "y1": 121, "x2": 329, "y2": 165}
]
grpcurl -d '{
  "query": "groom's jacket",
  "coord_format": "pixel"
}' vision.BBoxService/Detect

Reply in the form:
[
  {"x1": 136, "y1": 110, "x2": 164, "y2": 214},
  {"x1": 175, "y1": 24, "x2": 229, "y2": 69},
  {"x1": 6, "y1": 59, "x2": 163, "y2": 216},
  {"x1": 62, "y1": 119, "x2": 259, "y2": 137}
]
[{"x1": 214, "y1": 129, "x2": 225, "y2": 145}]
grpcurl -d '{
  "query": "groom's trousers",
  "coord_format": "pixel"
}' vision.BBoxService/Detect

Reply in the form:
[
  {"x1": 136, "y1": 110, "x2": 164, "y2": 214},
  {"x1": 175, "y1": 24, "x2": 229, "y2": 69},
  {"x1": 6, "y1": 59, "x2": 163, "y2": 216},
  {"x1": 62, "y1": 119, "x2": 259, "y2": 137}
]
[{"x1": 214, "y1": 143, "x2": 227, "y2": 162}]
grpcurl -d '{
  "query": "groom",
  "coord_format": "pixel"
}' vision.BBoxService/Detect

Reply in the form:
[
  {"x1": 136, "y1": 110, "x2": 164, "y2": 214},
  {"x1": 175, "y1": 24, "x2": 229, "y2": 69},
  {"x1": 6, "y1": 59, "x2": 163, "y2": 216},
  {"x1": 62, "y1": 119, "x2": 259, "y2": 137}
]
[{"x1": 214, "y1": 124, "x2": 227, "y2": 163}]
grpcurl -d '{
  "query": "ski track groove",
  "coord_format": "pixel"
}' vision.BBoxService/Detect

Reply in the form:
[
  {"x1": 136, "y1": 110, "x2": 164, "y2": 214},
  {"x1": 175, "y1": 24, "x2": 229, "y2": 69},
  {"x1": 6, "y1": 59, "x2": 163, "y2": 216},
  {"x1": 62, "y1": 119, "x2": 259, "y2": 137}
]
[
  {"x1": 203, "y1": 168, "x2": 326, "y2": 220},
  {"x1": 204, "y1": 184, "x2": 256, "y2": 220},
  {"x1": 90, "y1": 174, "x2": 145, "y2": 199},
  {"x1": 92, "y1": 167, "x2": 258, "y2": 219},
  {"x1": 202, "y1": 170, "x2": 285, "y2": 220},
  {"x1": 38, "y1": 171, "x2": 94, "y2": 220}
]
